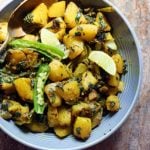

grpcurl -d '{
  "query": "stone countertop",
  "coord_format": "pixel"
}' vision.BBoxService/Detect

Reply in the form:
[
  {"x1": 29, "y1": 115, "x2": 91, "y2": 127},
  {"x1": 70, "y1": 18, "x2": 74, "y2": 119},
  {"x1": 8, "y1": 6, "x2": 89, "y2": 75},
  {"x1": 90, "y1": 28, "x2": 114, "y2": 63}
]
[{"x1": 0, "y1": 0, "x2": 150, "y2": 150}]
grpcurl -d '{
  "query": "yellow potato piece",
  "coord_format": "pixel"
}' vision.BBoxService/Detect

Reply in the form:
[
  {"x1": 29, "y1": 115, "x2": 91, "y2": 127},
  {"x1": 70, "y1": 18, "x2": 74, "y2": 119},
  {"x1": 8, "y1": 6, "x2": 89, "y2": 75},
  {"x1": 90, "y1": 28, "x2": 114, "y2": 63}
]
[
  {"x1": 74, "y1": 63, "x2": 88, "y2": 77},
  {"x1": 45, "y1": 17, "x2": 66, "y2": 40},
  {"x1": 81, "y1": 71, "x2": 98, "y2": 90},
  {"x1": 69, "y1": 24, "x2": 98, "y2": 41},
  {"x1": 14, "y1": 78, "x2": 33, "y2": 101},
  {"x1": 72, "y1": 102, "x2": 90, "y2": 117},
  {"x1": 108, "y1": 73, "x2": 120, "y2": 87},
  {"x1": 54, "y1": 126, "x2": 71, "y2": 138},
  {"x1": 106, "y1": 95, "x2": 120, "y2": 112},
  {"x1": 47, "y1": 106, "x2": 59, "y2": 127},
  {"x1": 0, "y1": 22, "x2": 8, "y2": 43},
  {"x1": 26, "y1": 121, "x2": 48, "y2": 132},
  {"x1": 56, "y1": 80, "x2": 80, "y2": 104},
  {"x1": 96, "y1": 12, "x2": 111, "y2": 31},
  {"x1": 48, "y1": 1, "x2": 66, "y2": 17},
  {"x1": 49, "y1": 59, "x2": 71, "y2": 82},
  {"x1": 58, "y1": 107, "x2": 71, "y2": 126},
  {"x1": 118, "y1": 81, "x2": 124, "y2": 92},
  {"x1": 112, "y1": 54, "x2": 124, "y2": 74},
  {"x1": 0, "y1": 83, "x2": 16, "y2": 94},
  {"x1": 63, "y1": 35, "x2": 84, "y2": 59},
  {"x1": 64, "y1": 2, "x2": 87, "y2": 28},
  {"x1": 73, "y1": 116, "x2": 91, "y2": 140},
  {"x1": 24, "y1": 3, "x2": 48, "y2": 27}
]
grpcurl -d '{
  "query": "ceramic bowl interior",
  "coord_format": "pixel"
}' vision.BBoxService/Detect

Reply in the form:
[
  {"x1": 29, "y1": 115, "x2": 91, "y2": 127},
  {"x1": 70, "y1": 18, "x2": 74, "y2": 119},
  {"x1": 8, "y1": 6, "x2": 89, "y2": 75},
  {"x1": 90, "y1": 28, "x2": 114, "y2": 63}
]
[{"x1": 0, "y1": 0, "x2": 142, "y2": 150}]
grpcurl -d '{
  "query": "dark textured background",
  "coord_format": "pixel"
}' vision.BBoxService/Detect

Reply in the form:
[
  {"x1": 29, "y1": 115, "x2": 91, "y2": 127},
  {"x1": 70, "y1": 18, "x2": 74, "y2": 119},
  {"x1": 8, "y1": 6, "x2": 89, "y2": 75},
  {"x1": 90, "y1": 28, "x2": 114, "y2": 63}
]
[{"x1": 0, "y1": 0, "x2": 150, "y2": 150}]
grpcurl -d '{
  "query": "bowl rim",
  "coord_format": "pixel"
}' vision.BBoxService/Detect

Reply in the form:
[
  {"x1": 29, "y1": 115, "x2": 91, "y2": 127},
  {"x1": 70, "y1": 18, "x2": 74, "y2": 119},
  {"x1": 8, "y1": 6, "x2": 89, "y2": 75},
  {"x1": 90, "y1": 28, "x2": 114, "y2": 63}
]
[{"x1": 0, "y1": 0, "x2": 143, "y2": 150}]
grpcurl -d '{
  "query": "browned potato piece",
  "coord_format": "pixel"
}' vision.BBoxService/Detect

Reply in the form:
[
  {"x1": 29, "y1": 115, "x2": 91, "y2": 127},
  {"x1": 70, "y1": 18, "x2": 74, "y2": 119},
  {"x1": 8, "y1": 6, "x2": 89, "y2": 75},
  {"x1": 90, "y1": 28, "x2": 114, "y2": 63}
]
[
  {"x1": 112, "y1": 54, "x2": 124, "y2": 74},
  {"x1": 14, "y1": 78, "x2": 33, "y2": 102},
  {"x1": 6, "y1": 50, "x2": 26, "y2": 66},
  {"x1": 99, "y1": 85, "x2": 109, "y2": 94},
  {"x1": 73, "y1": 116, "x2": 92, "y2": 140},
  {"x1": 0, "y1": 83, "x2": 16, "y2": 94},
  {"x1": 0, "y1": 22, "x2": 8, "y2": 43},
  {"x1": 1, "y1": 100, "x2": 30, "y2": 125},
  {"x1": 47, "y1": 105, "x2": 59, "y2": 127},
  {"x1": 88, "y1": 90, "x2": 98, "y2": 101},
  {"x1": 107, "y1": 86, "x2": 119, "y2": 95},
  {"x1": 48, "y1": 1, "x2": 66, "y2": 18},
  {"x1": 89, "y1": 102, "x2": 102, "y2": 116},
  {"x1": 108, "y1": 73, "x2": 120, "y2": 87},
  {"x1": 45, "y1": 83, "x2": 62, "y2": 107},
  {"x1": 6, "y1": 49, "x2": 38, "y2": 70},
  {"x1": 91, "y1": 109, "x2": 103, "y2": 129},
  {"x1": 64, "y1": 2, "x2": 87, "y2": 28},
  {"x1": 58, "y1": 107, "x2": 71, "y2": 126},
  {"x1": 74, "y1": 63, "x2": 88, "y2": 77},
  {"x1": 22, "y1": 49, "x2": 38, "y2": 68},
  {"x1": 45, "y1": 17, "x2": 66, "y2": 40},
  {"x1": 54, "y1": 126, "x2": 71, "y2": 138},
  {"x1": 48, "y1": 93, "x2": 62, "y2": 107},
  {"x1": 96, "y1": 12, "x2": 111, "y2": 31},
  {"x1": 25, "y1": 121, "x2": 49, "y2": 132},
  {"x1": 72, "y1": 102, "x2": 90, "y2": 117},
  {"x1": 108, "y1": 81, "x2": 124, "y2": 95},
  {"x1": 69, "y1": 24, "x2": 98, "y2": 41},
  {"x1": 49, "y1": 60, "x2": 71, "y2": 82},
  {"x1": 63, "y1": 35, "x2": 84, "y2": 59},
  {"x1": 81, "y1": 71, "x2": 98, "y2": 90},
  {"x1": 56, "y1": 80, "x2": 80, "y2": 104},
  {"x1": 106, "y1": 95, "x2": 120, "y2": 112}
]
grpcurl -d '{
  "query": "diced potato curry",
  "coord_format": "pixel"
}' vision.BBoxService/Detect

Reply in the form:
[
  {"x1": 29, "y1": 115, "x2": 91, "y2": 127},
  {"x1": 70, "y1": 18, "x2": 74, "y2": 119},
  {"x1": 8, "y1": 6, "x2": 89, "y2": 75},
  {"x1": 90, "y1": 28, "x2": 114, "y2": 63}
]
[{"x1": 0, "y1": 1, "x2": 127, "y2": 140}]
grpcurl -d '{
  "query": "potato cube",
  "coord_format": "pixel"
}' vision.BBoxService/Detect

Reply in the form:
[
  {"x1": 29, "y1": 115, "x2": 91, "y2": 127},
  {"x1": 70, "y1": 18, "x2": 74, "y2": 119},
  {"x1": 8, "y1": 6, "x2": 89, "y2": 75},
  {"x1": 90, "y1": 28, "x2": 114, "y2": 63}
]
[
  {"x1": 73, "y1": 116, "x2": 91, "y2": 140},
  {"x1": 58, "y1": 107, "x2": 71, "y2": 126},
  {"x1": 14, "y1": 78, "x2": 33, "y2": 101},
  {"x1": 96, "y1": 12, "x2": 111, "y2": 31},
  {"x1": 112, "y1": 54, "x2": 124, "y2": 74},
  {"x1": 49, "y1": 59, "x2": 71, "y2": 82},
  {"x1": 0, "y1": 83, "x2": 16, "y2": 94},
  {"x1": 47, "y1": 105, "x2": 59, "y2": 127},
  {"x1": 56, "y1": 80, "x2": 80, "y2": 104},
  {"x1": 48, "y1": 1, "x2": 66, "y2": 17},
  {"x1": 108, "y1": 73, "x2": 120, "y2": 87},
  {"x1": 45, "y1": 17, "x2": 66, "y2": 40},
  {"x1": 64, "y1": 2, "x2": 87, "y2": 28},
  {"x1": 54, "y1": 126, "x2": 71, "y2": 138},
  {"x1": 106, "y1": 95, "x2": 120, "y2": 112},
  {"x1": 24, "y1": 3, "x2": 48, "y2": 27},
  {"x1": 72, "y1": 102, "x2": 90, "y2": 117},
  {"x1": 69, "y1": 24, "x2": 98, "y2": 41},
  {"x1": 63, "y1": 35, "x2": 84, "y2": 59},
  {"x1": 0, "y1": 22, "x2": 8, "y2": 43},
  {"x1": 81, "y1": 71, "x2": 98, "y2": 90}
]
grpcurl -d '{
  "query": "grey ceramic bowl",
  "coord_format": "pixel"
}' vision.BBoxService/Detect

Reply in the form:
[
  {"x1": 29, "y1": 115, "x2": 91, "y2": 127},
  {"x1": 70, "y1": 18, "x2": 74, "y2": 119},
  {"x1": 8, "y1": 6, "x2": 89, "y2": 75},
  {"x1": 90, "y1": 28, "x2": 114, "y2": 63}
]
[{"x1": 0, "y1": 0, "x2": 142, "y2": 150}]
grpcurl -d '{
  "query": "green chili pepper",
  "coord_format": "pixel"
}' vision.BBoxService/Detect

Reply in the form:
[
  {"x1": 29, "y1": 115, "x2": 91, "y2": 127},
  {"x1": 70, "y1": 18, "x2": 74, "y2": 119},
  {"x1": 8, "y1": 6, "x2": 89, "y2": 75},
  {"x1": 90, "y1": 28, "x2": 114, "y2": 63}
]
[
  {"x1": 9, "y1": 39, "x2": 65, "y2": 59},
  {"x1": 33, "y1": 64, "x2": 50, "y2": 114}
]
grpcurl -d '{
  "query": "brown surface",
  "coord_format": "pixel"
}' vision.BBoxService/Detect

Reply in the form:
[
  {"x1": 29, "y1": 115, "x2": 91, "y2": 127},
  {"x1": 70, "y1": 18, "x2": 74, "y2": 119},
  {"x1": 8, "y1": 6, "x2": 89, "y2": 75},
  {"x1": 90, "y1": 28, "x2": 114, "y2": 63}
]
[{"x1": 0, "y1": 0, "x2": 150, "y2": 150}]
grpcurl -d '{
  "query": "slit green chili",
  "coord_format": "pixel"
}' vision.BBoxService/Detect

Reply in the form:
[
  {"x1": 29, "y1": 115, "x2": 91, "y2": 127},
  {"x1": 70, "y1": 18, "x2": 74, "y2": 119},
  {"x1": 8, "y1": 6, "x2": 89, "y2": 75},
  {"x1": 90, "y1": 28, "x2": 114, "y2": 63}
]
[
  {"x1": 33, "y1": 64, "x2": 50, "y2": 114},
  {"x1": 8, "y1": 39, "x2": 65, "y2": 59}
]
